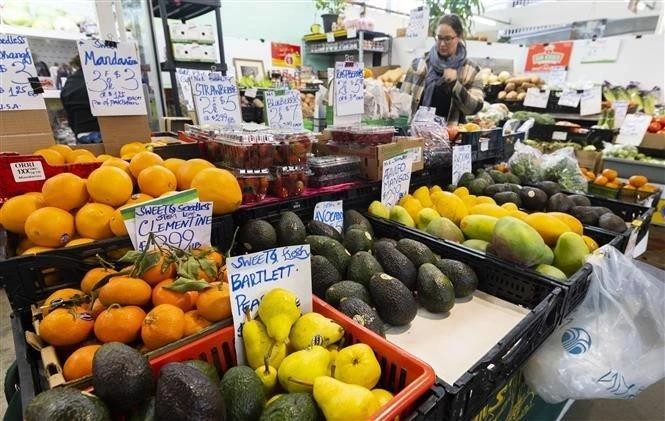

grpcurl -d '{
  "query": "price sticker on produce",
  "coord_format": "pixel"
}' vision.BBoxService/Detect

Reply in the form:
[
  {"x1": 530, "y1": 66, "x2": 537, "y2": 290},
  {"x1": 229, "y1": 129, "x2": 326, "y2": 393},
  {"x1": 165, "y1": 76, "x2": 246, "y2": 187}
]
[
  {"x1": 77, "y1": 39, "x2": 147, "y2": 116},
  {"x1": 313, "y1": 200, "x2": 344, "y2": 233},
  {"x1": 227, "y1": 245, "x2": 312, "y2": 365},
  {"x1": 264, "y1": 89, "x2": 304, "y2": 130},
  {"x1": 190, "y1": 71, "x2": 242, "y2": 127},
  {"x1": 334, "y1": 61, "x2": 364, "y2": 116},
  {"x1": 452, "y1": 144, "x2": 472, "y2": 185},
  {"x1": 0, "y1": 34, "x2": 46, "y2": 111},
  {"x1": 381, "y1": 153, "x2": 413, "y2": 208}
]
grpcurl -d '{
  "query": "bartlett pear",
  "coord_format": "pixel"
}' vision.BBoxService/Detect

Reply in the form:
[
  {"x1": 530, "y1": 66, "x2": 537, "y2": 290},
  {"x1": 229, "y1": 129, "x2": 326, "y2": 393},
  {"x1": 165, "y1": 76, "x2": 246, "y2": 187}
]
[
  {"x1": 277, "y1": 345, "x2": 331, "y2": 393},
  {"x1": 242, "y1": 312, "x2": 287, "y2": 370},
  {"x1": 289, "y1": 312, "x2": 344, "y2": 351},
  {"x1": 313, "y1": 376, "x2": 380, "y2": 421},
  {"x1": 258, "y1": 288, "x2": 301, "y2": 342}
]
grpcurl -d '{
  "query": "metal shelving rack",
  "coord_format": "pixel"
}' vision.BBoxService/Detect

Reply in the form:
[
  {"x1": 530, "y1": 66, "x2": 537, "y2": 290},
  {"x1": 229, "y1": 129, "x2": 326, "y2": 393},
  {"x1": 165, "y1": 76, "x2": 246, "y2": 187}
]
[
  {"x1": 153, "y1": 0, "x2": 227, "y2": 116},
  {"x1": 303, "y1": 29, "x2": 392, "y2": 67}
]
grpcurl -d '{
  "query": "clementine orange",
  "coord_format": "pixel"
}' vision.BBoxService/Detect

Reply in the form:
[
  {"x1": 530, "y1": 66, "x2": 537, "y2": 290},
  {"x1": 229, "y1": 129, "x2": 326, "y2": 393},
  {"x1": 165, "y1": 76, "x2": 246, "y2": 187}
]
[
  {"x1": 141, "y1": 304, "x2": 185, "y2": 350},
  {"x1": 94, "y1": 304, "x2": 146, "y2": 343},
  {"x1": 140, "y1": 253, "x2": 177, "y2": 286},
  {"x1": 80, "y1": 267, "x2": 117, "y2": 295},
  {"x1": 629, "y1": 175, "x2": 648, "y2": 188},
  {"x1": 152, "y1": 279, "x2": 199, "y2": 312},
  {"x1": 183, "y1": 310, "x2": 212, "y2": 336},
  {"x1": 39, "y1": 307, "x2": 94, "y2": 346},
  {"x1": 62, "y1": 344, "x2": 101, "y2": 381},
  {"x1": 601, "y1": 168, "x2": 618, "y2": 181},
  {"x1": 196, "y1": 282, "x2": 231, "y2": 322},
  {"x1": 98, "y1": 276, "x2": 152, "y2": 306}
]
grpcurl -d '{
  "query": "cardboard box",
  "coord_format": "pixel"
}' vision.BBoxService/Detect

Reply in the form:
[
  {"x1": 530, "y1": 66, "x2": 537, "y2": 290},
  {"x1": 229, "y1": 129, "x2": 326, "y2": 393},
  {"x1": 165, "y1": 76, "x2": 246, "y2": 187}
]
[
  {"x1": 396, "y1": 28, "x2": 407, "y2": 38},
  {"x1": 75, "y1": 143, "x2": 106, "y2": 156},
  {"x1": 640, "y1": 133, "x2": 665, "y2": 151},
  {"x1": 0, "y1": 110, "x2": 54, "y2": 154},
  {"x1": 368, "y1": 65, "x2": 401, "y2": 79},
  {"x1": 575, "y1": 150, "x2": 603, "y2": 174},
  {"x1": 97, "y1": 115, "x2": 151, "y2": 156},
  {"x1": 315, "y1": 137, "x2": 424, "y2": 181},
  {"x1": 160, "y1": 117, "x2": 194, "y2": 132}
]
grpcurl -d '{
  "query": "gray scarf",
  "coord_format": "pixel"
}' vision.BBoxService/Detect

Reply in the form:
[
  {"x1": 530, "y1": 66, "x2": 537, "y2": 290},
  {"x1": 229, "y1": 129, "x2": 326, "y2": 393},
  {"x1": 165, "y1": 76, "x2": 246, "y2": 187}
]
[{"x1": 421, "y1": 43, "x2": 467, "y2": 107}]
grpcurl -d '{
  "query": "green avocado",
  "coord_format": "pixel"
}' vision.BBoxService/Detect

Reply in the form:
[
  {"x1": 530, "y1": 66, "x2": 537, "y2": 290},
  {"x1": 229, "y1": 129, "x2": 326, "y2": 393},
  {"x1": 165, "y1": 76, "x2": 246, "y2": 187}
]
[
  {"x1": 239, "y1": 219, "x2": 277, "y2": 252},
  {"x1": 325, "y1": 280, "x2": 372, "y2": 307},
  {"x1": 435, "y1": 259, "x2": 479, "y2": 298},
  {"x1": 220, "y1": 366, "x2": 266, "y2": 421},
  {"x1": 457, "y1": 172, "x2": 475, "y2": 188},
  {"x1": 25, "y1": 388, "x2": 111, "y2": 421},
  {"x1": 346, "y1": 251, "x2": 383, "y2": 287},
  {"x1": 343, "y1": 228, "x2": 374, "y2": 254},
  {"x1": 306, "y1": 235, "x2": 351, "y2": 275},
  {"x1": 184, "y1": 360, "x2": 220, "y2": 384},
  {"x1": 306, "y1": 220, "x2": 344, "y2": 242},
  {"x1": 368, "y1": 273, "x2": 418, "y2": 326},
  {"x1": 417, "y1": 263, "x2": 455, "y2": 313},
  {"x1": 469, "y1": 178, "x2": 490, "y2": 196},
  {"x1": 311, "y1": 255, "x2": 342, "y2": 297},
  {"x1": 395, "y1": 238, "x2": 437, "y2": 267},
  {"x1": 260, "y1": 393, "x2": 318, "y2": 421},
  {"x1": 275, "y1": 211, "x2": 306, "y2": 246},
  {"x1": 343, "y1": 210, "x2": 374, "y2": 236},
  {"x1": 156, "y1": 363, "x2": 225, "y2": 421},
  {"x1": 373, "y1": 243, "x2": 417, "y2": 290},
  {"x1": 338, "y1": 297, "x2": 385, "y2": 337}
]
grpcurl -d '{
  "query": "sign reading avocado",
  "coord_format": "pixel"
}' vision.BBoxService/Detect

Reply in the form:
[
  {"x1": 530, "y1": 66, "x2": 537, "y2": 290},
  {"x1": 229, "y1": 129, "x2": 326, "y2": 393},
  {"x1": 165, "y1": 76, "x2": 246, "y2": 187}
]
[
  {"x1": 313, "y1": 200, "x2": 344, "y2": 233},
  {"x1": 381, "y1": 153, "x2": 413, "y2": 208},
  {"x1": 227, "y1": 246, "x2": 312, "y2": 365}
]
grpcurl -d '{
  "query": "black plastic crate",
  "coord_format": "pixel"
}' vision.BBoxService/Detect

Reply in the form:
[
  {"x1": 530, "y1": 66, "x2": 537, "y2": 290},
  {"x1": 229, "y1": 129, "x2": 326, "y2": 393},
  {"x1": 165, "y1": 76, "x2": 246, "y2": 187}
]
[
  {"x1": 458, "y1": 129, "x2": 503, "y2": 161},
  {"x1": 152, "y1": 141, "x2": 205, "y2": 160},
  {"x1": 502, "y1": 131, "x2": 526, "y2": 161}
]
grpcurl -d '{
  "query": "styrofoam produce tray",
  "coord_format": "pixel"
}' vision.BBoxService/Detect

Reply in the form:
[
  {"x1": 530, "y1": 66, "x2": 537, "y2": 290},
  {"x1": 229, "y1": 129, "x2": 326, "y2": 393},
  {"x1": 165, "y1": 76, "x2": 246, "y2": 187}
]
[{"x1": 385, "y1": 291, "x2": 529, "y2": 385}]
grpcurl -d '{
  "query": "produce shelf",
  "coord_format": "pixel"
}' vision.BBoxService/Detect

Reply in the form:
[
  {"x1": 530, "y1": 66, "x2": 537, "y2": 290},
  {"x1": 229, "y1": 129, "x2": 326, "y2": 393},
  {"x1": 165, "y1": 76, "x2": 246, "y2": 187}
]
[
  {"x1": 151, "y1": 0, "x2": 219, "y2": 20},
  {"x1": 160, "y1": 61, "x2": 225, "y2": 71},
  {"x1": 303, "y1": 29, "x2": 391, "y2": 42},
  {"x1": 603, "y1": 156, "x2": 665, "y2": 184}
]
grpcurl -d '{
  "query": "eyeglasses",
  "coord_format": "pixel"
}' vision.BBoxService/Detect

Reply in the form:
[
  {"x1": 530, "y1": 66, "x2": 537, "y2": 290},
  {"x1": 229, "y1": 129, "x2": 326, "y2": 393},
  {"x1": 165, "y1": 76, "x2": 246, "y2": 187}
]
[{"x1": 434, "y1": 35, "x2": 457, "y2": 44}]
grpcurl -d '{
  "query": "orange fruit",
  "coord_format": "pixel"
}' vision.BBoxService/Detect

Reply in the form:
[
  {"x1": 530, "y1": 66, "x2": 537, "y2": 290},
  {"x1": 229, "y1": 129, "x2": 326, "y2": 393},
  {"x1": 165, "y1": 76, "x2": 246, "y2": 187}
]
[
  {"x1": 152, "y1": 279, "x2": 199, "y2": 312},
  {"x1": 120, "y1": 142, "x2": 146, "y2": 157},
  {"x1": 640, "y1": 183, "x2": 657, "y2": 193},
  {"x1": 66, "y1": 238, "x2": 95, "y2": 247},
  {"x1": 87, "y1": 166, "x2": 133, "y2": 207},
  {"x1": 593, "y1": 175, "x2": 608, "y2": 186},
  {"x1": 80, "y1": 267, "x2": 117, "y2": 295},
  {"x1": 125, "y1": 193, "x2": 154, "y2": 205},
  {"x1": 164, "y1": 158, "x2": 186, "y2": 176},
  {"x1": 141, "y1": 253, "x2": 177, "y2": 286},
  {"x1": 176, "y1": 159, "x2": 214, "y2": 190},
  {"x1": 75, "y1": 203, "x2": 115, "y2": 240},
  {"x1": 73, "y1": 154, "x2": 96, "y2": 164},
  {"x1": 605, "y1": 181, "x2": 620, "y2": 189},
  {"x1": 196, "y1": 282, "x2": 231, "y2": 322},
  {"x1": 183, "y1": 310, "x2": 212, "y2": 336},
  {"x1": 129, "y1": 151, "x2": 164, "y2": 178},
  {"x1": 98, "y1": 276, "x2": 152, "y2": 307},
  {"x1": 25, "y1": 207, "x2": 75, "y2": 247},
  {"x1": 95, "y1": 154, "x2": 113, "y2": 163},
  {"x1": 0, "y1": 193, "x2": 44, "y2": 234},
  {"x1": 601, "y1": 169, "x2": 617, "y2": 181},
  {"x1": 101, "y1": 157, "x2": 133, "y2": 180},
  {"x1": 39, "y1": 307, "x2": 94, "y2": 346},
  {"x1": 49, "y1": 144, "x2": 73, "y2": 158},
  {"x1": 66, "y1": 149, "x2": 95, "y2": 164},
  {"x1": 62, "y1": 344, "x2": 101, "y2": 381},
  {"x1": 629, "y1": 175, "x2": 648, "y2": 188},
  {"x1": 190, "y1": 168, "x2": 242, "y2": 215},
  {"x1": 43, "y1": 288, "x2": 87, "y2": 314},
  {"x1": 623, "y1": 184, "x2": 636, "y2": 190},
  {"x1": 138, "y1": 165, "x2": 177, "y2": 197},
  {"x1": 192, "y1": 247, "x2": 224, "y2": 269},
  {"x1": 141, "y1": 304, "x2": 185, "y2": 350},
  {"x1": 94, "y1": 305, "x2": 146, "y2": 343},
  {"x1": 22, "y1": 246, "x2": 53, "y2": 255},
  {"x1": 42, "y1": 173, "x2": 89, "y2": 211},
  {"x1": 34, "y1": 149, "x2": 65, "y2": 165},
  {"x1": 91, "y1": 300, "x2": 107, "y2": 318},
  {"x1": 109, "y1": 207, "x2": 128, "y2": 236}
]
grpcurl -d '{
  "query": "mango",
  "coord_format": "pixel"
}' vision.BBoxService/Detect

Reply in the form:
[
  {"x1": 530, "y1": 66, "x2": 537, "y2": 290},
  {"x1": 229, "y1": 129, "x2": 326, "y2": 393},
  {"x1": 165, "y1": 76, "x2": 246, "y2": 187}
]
[
  {"x1": 553, "y1": 232, "x2": 589, "y2": 276},
  {"x1": 490, "y1": 216, "x2": 553, "y2": 267},
  {"x1": 582, "y1": 235, "x2": 599, "y2": 252},
  {"x1": 475, "y1": 196, "x2": 496, "y2": 205},
  {"x1": 548, "y1": 212, "x2": 584, "y2": 235},
  {"x1": 535, "y1": 264, "x2": 567, "y2": 281},
  {"x1": 461, "y1": 195, "x2": 478, "y2": 211},
  {"x1": 433, "y1": 192, "x2": 468, "y2": 226},
  {"x1": 368, "y1": 201, "x2": 390, "y2": 219},
  {"x1": 429, "y1": 185, "x2": 443, "y2": 194},
  {"x1": 453, "y1": 187, "x2": 469, "y2": 197},
  {"x1": 501, "y1": 202, "x2": 518, "y2": 211},
  {"x1": 460, "y1": 215, "x2": 498, "y2": 242},
  {"x1": 401, "y1": 197, "x2": 423, "y2": 224},
  {"x1": 430, "y1": 191, "x2": 446, "y2": 204},
  {"x1": 417, "y1": 208, "x2": 441, "y2": 230},
  {"x1": 508, "y1": 210, "x2": 529, "y2": 221},
  {"x1": 425, "y1": 217, "x2": 464, "y2": 243},
  {"x1": 462, "y1": 239, "x2": 489, "y2": 253},
  {"x1": 389, "y1": 206, "x2": 415, "y2": 228},
  {"x1": 413, "y1": 186, "x2": 433, "y2": 208},
  {"x1": 469, "y1": 203, "x2": 510, "y2": 218},
  {"x1": 524, "y1": 212, "x2": 572, "y2": 246},
  {"x1": 398, "y1": 194, "x2": 414, "y2": 207}
]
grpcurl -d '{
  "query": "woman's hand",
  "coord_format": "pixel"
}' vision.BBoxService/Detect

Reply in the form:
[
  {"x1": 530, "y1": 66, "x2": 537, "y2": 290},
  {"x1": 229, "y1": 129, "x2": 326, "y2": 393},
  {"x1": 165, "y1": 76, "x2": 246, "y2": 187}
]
[{"x1": 443, "y1": 68, "x2": 457, "y2": 84}]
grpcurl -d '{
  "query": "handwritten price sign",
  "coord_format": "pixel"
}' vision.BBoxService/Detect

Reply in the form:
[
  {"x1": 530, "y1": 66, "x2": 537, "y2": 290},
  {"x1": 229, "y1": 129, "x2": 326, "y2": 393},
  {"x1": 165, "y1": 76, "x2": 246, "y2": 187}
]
[
  {"x1": 190, "y1": 71, "x2": 241, "y2": 127},
  {"x1": 0, "y1": 34, "x2": 45, "y2": 111},
  {"x1": 264, "y1": 89, "x2": 304, "y2": 130},
  {"x1": 334, "y1": 62, "x2": 364, "y2": 116},
  {"x1": 381, "y1": 153, "x2": 413, "y2": 207},
  {"x1": 77, "y1": 39, "x2": 146, "y2": 116},
  {"x1": 134, "y1": 201, "x2": 213, "y2": 251}
]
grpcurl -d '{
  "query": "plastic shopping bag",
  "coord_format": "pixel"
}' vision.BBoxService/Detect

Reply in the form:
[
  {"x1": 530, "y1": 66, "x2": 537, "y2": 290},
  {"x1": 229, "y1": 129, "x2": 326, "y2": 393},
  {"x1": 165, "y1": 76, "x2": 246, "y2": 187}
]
[
  {"x1": 524, "y1": 245, "x2": 665, "y2": 403},
  {"x1": 541, "y1": 147, "x2": 588, "y2": 193}
]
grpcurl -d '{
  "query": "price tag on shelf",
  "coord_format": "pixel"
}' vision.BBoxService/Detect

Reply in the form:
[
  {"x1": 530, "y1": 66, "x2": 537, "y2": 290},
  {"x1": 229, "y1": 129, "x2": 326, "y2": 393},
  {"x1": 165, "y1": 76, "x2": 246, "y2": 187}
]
[
  {"x1": 264, "y1": 89, "x2": 304, "y2": 130},
  {"x1": 580, "y1": 86, "x2": 602, "y2": 116},
  {"x1": 334, "y1": 61, "x2": 364, "y2": 116},
  {"x1": 347, "y1": 27, "x2": 357, "y2": 38},
  {"x1": 190, "y1": 71, "x2": 242, "y2": 127},
  {"x1": 134, "y1": 201, "x2": 213, "y2": 252},
  {"x1": 381, "y1": 153, "x2": 413, "y2": 208},
  {"x1": 552, "y1": 131, "x2": 568, "y2": 141},
  {"x1": 479, "y1": 139, "x2": 489, "y2": 152},
  {"x1": 227, "y1": 245, "x2": 312, "y2": 365},
  {"x1": 326, "y1": 32, "x2": 335, "y2": 43},
  {"x1": 523, "y1": 88, "x2": 550, "y2": 109},
  {"x1": 313, "y1": 200, "x2": 344, "y2": 233},
  {"x1": 452, "y1": 144, "x2": 472, "y2": 185},
  {"x1": 244, "y1": 87, "x2": 258, "y2": 99},
  {"x1": 77, "y1": 39, "x2": 147, "y2": 116},
  {"x1": 558, "y1": 89, "x2": 581, "y2": 108},
  {"x1": 612, "y1": 100, "x2": 629, "y2": 128},
  {"x1": 0, "y1": 33, "x2": 46, "y2": 111},
  {"x1": 616, "y1": 113, "x2": 651, "y2": 146}
]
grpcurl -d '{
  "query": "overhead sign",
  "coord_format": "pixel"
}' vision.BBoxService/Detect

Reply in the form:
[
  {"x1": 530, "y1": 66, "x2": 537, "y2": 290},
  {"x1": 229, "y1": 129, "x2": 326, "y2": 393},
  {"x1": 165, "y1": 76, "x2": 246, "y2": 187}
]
[
  {"x1": 381, "y1": 153, "x2": 413, "y2": 208},
  {"x1": 134, "y1": 201, "x2": 213, "y2": 251},
  {"x1": 271, "y1": 42, "x2": 302, "y2": 68},
  {"x1": 190, "y1": 70, "x2": 242, "y2": 127},
  {"x1": 0, "y1": 34, "x2": 46, "y2": 111},
  {"x1": 334, "y1": 61, "x2": 364, "y2": 117},
  {"x1": 525, "y1": 42, "x2": 573, "y2": 72},
  {"x1": 313, "y1": 200, "x2": 344, "y2": 233},
  {"x1": 264, "y1": 89, "x2": 304, "y2": 130}
]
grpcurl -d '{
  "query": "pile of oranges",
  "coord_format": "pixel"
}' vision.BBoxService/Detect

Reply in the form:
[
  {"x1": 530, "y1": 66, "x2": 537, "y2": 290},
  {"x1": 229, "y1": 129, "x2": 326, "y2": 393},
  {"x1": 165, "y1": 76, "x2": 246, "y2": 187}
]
[
  {"x1": 0, "y1": 143, "x2": 243, "y2": 255},
  {"x1": 583, "y1": 167, "x2": 657, "y2": 192},
  {"x1": 38, "y1": 246, "x2": 231, "y2": 382}
]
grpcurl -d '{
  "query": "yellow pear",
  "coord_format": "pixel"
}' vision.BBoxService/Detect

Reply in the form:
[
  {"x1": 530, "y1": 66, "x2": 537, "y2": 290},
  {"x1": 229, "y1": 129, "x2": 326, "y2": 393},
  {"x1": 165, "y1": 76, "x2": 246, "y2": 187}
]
[
  {"x1": 313, "y1": 376, "x2": 380, "y2": 421},
  {"x1": 257, "y1": 288, "x2": 301, "y2": 342},
  {"x1": 277, "y1": 345, "x2": 331, "y2": 393},
  {"x1": 289, "y1": 312, "x2": 344, "y2": 351},
  {"x1": 333, "y1": 343, "x2": 381, "y2": 389},
  {"x1": 242, "y1": 311, "x2": 287, "y2": 369}
]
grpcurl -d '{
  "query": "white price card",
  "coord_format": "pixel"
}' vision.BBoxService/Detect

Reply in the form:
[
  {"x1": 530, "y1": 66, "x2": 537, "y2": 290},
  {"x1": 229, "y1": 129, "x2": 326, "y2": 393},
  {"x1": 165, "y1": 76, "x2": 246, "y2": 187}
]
[
  {"x1": 264, "y1": 89, "x2": 304, "y2": 130},
  {"x1": 334, "y1": 61, "x2": 364, "y2": 117},
  {"x1": 0, "y1": 34, "x2": 46, "y2": 111},
  {"x1": 77, "y1": 39, "x2": 147, "y2": 116},
  {"x1": 134, "y1": 201, "x2": 213, "y2": 251},
  {"x1": 616, "y1": 114, "x2": 652, "y2": 146},
  {"x1": 558, "y1": 90, "x2": 581, "y2": 108},
  {"x1": 326, "y1": 32, "x2": 335, "y2": 43},
  {"x1": 10, "y1": 160, "x2": 45, "y2": 182},
  {"x1": 548, "y1": 67, "x2": 567, "y2": 88},
  {"x1": 523, "y1": 88, "x2": 550, "y2": 109},
  {"x1": 313, "y1": 200, "x2": 344, "y2": 233},
  {"x1": 452, "y1": 144, "x2": 472, "y2": 185},
  {"x1": 347, "y1": 27, "x2": 357, "y2": 39},
  {"x1": 580, "y1": 86, "x2": 602, "y2": 116},
  {"x1": 406, "y1": 7, "x2": 429, "y2": 39},
  {"x1": 381, "y1": 153, "x2": 413, "y2": 208},
  {"x1": 175, "y1": 68, "x2": 195, "y2": 110},
  {"x1": 227, "y1": 245, "x2": 312, "y2": 365},
  {"x1": 612, "y1": 100, "x2": 629, "y2": 129},
  {"x1": 190, "y1": 71, "x2": 242, "y2": 127},
  {"x1": 552, "y1": 131, "x2": 568, "y2": 141},
  {"x1": 244, "y1": 87, "x2": 258, "y2": 99}
]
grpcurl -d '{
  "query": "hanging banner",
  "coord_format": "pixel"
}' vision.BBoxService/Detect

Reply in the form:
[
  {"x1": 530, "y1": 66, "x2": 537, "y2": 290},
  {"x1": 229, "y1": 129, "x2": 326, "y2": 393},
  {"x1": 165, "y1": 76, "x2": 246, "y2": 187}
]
[
  {"x1": 264, "y1": 89, "x2": 304, "y2": 130},
  {"x1": 524, "y1": 42, "x2": 573, "y2": 72},
  {"x1": 0, "y1": 34, "x2": 46, "y2": 111},
  {"x1": 334, "y1": 61, "x2": 364, "y2": 117},
  {"x1": 77, "y1": 39, "x2": 147, "y2": 116},
  {"x1": 271, "y1": 42, "x2": 302, "y2": 68},
  {"x1": 190, "y1": 70, "x2": 242, "y2": 127}
]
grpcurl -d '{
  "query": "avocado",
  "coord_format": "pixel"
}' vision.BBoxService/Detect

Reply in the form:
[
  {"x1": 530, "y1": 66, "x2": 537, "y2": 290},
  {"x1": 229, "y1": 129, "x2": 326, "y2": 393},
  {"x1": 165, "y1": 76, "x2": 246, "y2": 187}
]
[
  {"x1": 493, "y1": 191, "x2": 522, "y2": 207},
  {"x1": 239, "y1": 219, "x2": 277, "y2": 252},
  {"x1": 346, "y1": 251, "x2": 383, "y2": 287},
  {"x1": 345, "y1": 223, "x2": 370, "y2": 234},
  {"x1": 445, "y1": 184, "x2": 457, "y2": 192},
  {"x1": 306, "y1": 220, "x2": 343, "y2": 242},
  {"x1": 598, "y1": 213, "x2": 627, "y2": 233},
  {"x1": 373, "y1": 243, "x2": 417, "y2": 290},
  {"x1": 417, "y1": 263, "x2": 455, "y2": 313},
  {"x1": 338, "y1": 297, "x2": 385, "y2": 337},
  {"x1": 184, "y1": 360, "x2": 220, "y2": 383},
  {"x1": 536, "y1": 181, "x2": 561, "y2": 197},
  {"x1": 155, "y1": 363, "x2": 225, "y2": 421},
  {"x1": 311, "y1": 255, "x2": 342, "y2": 297},
  {"x1": 475, "y1": 168, "x2": 487, "y2": 176},
  {"x1": 570, "y1": 206, "x2": 610, "y2": 226},
  {"x1": 92, "y1": 342, "x2": 153, "y2": 413},
  {"x1": 483, "y1": 183, "x2": 510, "y2": 196},
  {"x1": 488, "y1": 170, "x2": 507, "y2": 183},
  {"x1": 343, "y1": 228, "x2": 374, "y2": 254},
  {"x1": 468, "y1": 178, "x2": 490, "y2": 196},
  {"x1": 127, "y1": 396, "x2": 155, "y2": 421},
  {"x1": 395, "y1": 238, "x2": 437, "y2": 267},
  {"x1": 220, "y1": 366, "x2": 266, "y2": 421},
  {"x1": 506, "y1": 183, "x2": 522, "y2": 193},
  {"x1": 568, "y1": 194, "x2": 591, "y2": 207},
  {"x1": 344, "y1": 210, "x2": 374, "y2": 236},
  {"x1": 477, "y1": 172, "x2": 495, "y2": 185},
  {"x1": 325, "y1": 280, "x2": 372, "y2": 306},
  {"x1": 457, "y1": 172, "x2": 475, "y2": 188},
  {"x1": 368, "y1": 273, "x2": 418, "y2": 326},
  {"x1": 547, "y1": 193, "x2": 575, "y2": 213},
  {"x1": 260, "y1": 392, "x2": 318, "y2": 421},
  {"x1": 435, "y1": 259, "x2": 479, "y2": 298},
  {"x1": 519, "y1": 187, "x2": 548, "y2": 211},
  {"x1": 373, "y1": 237, "x2": 397, "y2": 251},
  {"x1": 306, "y1": 235, "x2": 351, "y2": 274},
  {"x1": 25, "y1": 388, "x2": 111, "y2": 421},
  {"x1": 275, "y1": 211, "x2": 306, "y2": 246},
  {"x1": 462, "y1": 239, "x2": 489, "y2": 253},
  {"x1": 505, "y1": 173, "x2": 521, "y2": 184}
]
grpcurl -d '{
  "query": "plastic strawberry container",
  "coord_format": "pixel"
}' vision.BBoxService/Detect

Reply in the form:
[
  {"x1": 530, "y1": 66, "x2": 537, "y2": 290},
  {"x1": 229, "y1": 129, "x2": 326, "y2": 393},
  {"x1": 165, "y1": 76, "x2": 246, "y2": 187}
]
[
  {"x1": 223, "y1": 166, "x2": 271, "y2": 204},
  {"x1": 269, "y1": 166, "x2": 309, "y2": 198},
  {"x1": 273, "y1": 132, "x2": 313, "y2": 166},
  {"x1": 308, "y1": 155, "x2": 361, "y2": 176},
  {"x1": 329, "y1": 126, "x2": 395, "y2": 145}
]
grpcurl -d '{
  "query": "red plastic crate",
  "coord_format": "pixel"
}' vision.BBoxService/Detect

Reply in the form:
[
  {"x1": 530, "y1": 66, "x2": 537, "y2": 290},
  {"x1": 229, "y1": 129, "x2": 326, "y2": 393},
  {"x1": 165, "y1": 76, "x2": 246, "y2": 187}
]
[{"x1": 149, "y1": 296, "x2": 436, "y2": 420}]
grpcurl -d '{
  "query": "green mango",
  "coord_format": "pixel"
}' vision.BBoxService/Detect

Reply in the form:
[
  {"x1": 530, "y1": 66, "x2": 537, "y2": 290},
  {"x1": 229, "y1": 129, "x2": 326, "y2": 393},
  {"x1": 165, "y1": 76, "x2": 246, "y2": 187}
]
[
  {"x1": 553, "y1": 232, "x2": 589, "y2": 276},
  {"x1": 490, "y1": 217, "x2": 552, "y2": 267},
  {"x1": 459, "y1": 215, "x2": 498, "y2": 242}
]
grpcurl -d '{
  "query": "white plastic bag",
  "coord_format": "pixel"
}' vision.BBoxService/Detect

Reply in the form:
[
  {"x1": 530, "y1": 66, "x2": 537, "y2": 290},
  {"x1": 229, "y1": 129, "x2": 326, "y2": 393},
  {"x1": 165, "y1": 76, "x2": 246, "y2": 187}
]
[
  {"x1": 541, "y1": 147, "x2": 588, "y2": 193},
  {"x1": 524, "y1": 245, "x2": 665, "y2": 403}
]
